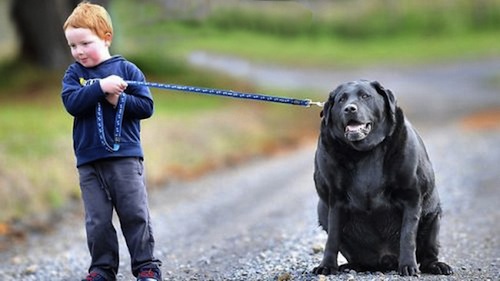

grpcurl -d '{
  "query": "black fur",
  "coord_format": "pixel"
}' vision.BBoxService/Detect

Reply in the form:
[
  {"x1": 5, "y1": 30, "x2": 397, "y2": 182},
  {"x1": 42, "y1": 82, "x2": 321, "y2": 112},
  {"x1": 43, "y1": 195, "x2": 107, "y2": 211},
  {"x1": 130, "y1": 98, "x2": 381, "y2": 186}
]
[{"x1": 313, "y1": 80, "x2": 452, "y2": 276}]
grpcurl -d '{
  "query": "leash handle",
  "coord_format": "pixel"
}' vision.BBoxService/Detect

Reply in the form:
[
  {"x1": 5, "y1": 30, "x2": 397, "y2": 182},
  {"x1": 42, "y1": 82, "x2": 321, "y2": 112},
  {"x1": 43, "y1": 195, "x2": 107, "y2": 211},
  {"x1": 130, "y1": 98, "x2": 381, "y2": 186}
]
[
  {"x1": 96, "y1": 93, "x2": 127, "y2": 152},
  {"x1": 126, "y1": 80, "x2": 323, "y2": 108}
]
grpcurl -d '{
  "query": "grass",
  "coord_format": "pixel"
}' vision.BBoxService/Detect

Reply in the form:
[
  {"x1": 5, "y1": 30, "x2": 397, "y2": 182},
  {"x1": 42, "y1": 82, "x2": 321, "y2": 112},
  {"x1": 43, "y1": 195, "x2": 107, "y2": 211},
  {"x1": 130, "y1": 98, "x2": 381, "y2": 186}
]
[
  {"x1": 159, "y1": 28, "x2": 500, "y2": 67},
  {"x1": 0, "y1": 85, "x2": 75, "y2": 218}
]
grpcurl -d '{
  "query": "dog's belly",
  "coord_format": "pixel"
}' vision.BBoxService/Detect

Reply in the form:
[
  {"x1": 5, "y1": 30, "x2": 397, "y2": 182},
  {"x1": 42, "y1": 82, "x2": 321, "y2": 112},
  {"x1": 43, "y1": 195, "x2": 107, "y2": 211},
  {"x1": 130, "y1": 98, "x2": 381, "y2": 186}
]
[{"x1": 340, "y1": 209, "x2": 402, "y2": 268}]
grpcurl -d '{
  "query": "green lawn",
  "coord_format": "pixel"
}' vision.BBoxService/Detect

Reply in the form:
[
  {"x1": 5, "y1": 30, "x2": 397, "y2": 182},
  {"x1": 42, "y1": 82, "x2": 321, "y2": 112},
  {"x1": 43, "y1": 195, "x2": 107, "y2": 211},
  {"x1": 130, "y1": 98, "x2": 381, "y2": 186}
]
[{"x1": 126, "y1": 25, "x2": 500, "y2": 68}]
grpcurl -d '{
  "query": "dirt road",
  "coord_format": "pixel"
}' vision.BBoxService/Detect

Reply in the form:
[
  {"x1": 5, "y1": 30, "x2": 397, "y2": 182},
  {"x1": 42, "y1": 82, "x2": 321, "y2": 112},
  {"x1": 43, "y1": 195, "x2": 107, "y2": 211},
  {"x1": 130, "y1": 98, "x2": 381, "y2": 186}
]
[{"x1": 0, "y1": 57, "x2": 499, "y2": 280}]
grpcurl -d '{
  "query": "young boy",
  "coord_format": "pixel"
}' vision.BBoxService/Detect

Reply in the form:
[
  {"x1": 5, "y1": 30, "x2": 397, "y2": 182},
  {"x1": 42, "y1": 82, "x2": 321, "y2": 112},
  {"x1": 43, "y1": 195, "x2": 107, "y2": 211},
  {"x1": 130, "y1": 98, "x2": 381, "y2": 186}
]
[{"x1": 61, "y1": 2, "x2": 162, "y2": 281}]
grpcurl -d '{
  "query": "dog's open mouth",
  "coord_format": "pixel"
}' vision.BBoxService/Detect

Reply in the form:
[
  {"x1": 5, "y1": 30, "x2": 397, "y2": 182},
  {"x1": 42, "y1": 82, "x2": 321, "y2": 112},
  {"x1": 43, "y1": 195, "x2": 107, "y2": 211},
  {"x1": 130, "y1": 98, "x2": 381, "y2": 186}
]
[{"x1": 344, "y1": 121, "x2": 372, "y2": 141}]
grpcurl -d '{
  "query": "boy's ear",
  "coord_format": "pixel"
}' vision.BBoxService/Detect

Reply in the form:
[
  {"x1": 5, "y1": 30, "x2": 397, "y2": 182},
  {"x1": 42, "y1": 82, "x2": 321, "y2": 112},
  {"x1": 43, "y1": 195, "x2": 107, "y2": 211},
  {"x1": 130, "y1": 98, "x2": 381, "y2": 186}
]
[{"x1": 104, "y1": 32, "x2": 112, "y2": 46}]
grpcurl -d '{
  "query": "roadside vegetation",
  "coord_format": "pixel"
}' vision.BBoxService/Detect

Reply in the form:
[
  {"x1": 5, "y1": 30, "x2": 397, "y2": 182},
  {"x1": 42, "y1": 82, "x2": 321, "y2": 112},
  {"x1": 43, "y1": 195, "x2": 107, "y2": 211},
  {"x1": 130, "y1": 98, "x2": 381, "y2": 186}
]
[
  {"x1": 116, "y1": 0, "x2": 500, "y2": 66},
  {"x1": 0, "y1": 0, "x2": 499, "y2": 224}
]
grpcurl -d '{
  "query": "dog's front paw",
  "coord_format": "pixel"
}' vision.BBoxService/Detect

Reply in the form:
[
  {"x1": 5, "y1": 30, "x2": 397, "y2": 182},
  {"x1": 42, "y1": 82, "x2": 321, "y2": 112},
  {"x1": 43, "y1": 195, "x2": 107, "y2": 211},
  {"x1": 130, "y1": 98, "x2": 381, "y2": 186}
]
[
  {"x1": 312, "y1": 264, "x2": 339, "y2": 275},
  {"x1": 399, "y1": 263, "x2": 419, "y2": 276},
  {"x1": 421, "y1": 261, "x2": 453, "y2": 275}
]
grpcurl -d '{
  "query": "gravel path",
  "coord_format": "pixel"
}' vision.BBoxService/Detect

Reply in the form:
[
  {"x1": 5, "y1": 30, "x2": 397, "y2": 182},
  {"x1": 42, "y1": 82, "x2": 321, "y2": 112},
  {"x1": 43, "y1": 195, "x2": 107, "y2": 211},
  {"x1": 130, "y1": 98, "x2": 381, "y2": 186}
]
[
  {"x1": 0, "y1": 58, "x2": 499, "y2": 280},
  {"x1": 0, "y1": 127, "x2": 498, "y2": 281}
]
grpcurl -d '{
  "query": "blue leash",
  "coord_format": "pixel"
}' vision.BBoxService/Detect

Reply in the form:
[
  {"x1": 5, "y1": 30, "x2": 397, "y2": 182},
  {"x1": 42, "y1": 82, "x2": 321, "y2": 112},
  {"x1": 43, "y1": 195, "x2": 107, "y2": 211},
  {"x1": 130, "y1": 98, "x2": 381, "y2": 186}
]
[
  {"x1": 98, "y1": 80, "x2": 323, "y2": 152},
  {"x1": 126, "y1": 80, "x2": 325, "y2": 108},
  {"x1": 96, "y1": 93, "x2": 127, "y2": 152}
]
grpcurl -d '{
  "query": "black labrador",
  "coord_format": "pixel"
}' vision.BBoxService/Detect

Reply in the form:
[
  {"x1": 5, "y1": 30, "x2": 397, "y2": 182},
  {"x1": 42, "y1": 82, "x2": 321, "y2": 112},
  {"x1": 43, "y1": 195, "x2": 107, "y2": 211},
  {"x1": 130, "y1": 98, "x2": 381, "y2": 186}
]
[{"x1": 313, "y1": 80, "x2": 452, "y2": 276}]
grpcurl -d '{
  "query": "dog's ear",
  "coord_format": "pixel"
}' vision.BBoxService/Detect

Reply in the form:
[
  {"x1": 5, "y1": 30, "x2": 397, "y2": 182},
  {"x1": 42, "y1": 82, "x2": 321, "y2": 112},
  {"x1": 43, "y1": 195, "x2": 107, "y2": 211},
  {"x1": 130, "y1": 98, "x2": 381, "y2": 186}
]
[
  {"x1": 321, "y1": 90, "x2": 337, "y2": 125},
  {"x1": 371, "y1": 80, "x2": 397, "y2": 124}
]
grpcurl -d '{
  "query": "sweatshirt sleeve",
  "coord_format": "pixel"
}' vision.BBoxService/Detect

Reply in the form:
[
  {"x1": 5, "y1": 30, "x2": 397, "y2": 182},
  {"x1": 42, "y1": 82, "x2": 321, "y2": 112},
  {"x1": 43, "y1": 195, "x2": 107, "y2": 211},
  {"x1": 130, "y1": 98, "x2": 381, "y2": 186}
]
[
  {"x1": 123, "y1": 61, "x2": 154, "y2": 119},
  {"x1": 61, "y1": 65, "x2": 106, "y2": 117}
]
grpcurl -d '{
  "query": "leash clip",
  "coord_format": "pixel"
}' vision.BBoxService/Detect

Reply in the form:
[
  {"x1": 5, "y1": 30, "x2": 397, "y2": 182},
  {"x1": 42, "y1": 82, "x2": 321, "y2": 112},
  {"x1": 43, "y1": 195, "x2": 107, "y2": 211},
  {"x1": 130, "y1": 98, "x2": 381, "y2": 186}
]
[{"x1": 306, "y1": 100, "x2": 325, "y2": 107}]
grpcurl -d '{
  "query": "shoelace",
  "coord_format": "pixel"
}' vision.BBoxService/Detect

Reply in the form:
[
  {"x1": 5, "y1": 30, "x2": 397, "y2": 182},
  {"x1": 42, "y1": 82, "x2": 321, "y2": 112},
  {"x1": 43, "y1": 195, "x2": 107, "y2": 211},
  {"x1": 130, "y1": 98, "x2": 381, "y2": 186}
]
[
  {"x1": 138, "y1": 269, "x2": 156, "y2": 278},
  {"x1": 84, "y1": 272, "x2": 103, "y2": 281}
]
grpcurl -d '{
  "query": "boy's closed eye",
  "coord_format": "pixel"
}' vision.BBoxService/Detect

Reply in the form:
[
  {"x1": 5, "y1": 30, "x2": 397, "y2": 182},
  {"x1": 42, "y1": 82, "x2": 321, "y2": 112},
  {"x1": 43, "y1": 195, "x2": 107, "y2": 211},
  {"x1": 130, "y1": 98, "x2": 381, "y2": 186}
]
[{"x1": 69, "y1": 41, "x2": 92, "y2": 48}]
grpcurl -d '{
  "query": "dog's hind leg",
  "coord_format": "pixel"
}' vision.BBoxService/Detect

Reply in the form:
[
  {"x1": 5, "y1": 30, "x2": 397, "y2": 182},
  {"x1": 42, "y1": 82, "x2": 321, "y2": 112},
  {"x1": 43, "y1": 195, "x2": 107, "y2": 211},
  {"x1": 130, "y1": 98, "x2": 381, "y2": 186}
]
[{"x1": 416, "y1": 210, "x2": 453, "y2": 275}]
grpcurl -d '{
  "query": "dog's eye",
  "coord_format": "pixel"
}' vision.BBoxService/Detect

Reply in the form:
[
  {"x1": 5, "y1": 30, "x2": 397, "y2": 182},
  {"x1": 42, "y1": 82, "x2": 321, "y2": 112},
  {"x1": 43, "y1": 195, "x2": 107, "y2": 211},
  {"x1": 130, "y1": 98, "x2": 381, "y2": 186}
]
[
  {"x1": 339, "y1": 96, "x2": 347, "y2": 103},
  {"x1": 361, "y1": 93, "x2": 370, "y2": 99}
]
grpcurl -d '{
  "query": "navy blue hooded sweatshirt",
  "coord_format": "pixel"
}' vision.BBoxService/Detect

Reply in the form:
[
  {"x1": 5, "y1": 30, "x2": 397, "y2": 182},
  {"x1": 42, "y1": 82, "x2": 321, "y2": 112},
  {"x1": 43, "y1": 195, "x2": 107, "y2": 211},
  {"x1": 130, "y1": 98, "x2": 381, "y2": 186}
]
[{"x1": 61, "y1": 56, "x2": 153, "y2": 167}]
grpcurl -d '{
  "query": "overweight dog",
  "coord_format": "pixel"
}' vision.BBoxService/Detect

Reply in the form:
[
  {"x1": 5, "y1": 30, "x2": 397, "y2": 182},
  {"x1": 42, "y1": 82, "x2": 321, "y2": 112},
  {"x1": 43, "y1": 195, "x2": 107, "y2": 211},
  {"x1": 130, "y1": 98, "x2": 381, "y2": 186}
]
[{"x1": 313, "y1": 80, "x2": 452, "y2": 276}]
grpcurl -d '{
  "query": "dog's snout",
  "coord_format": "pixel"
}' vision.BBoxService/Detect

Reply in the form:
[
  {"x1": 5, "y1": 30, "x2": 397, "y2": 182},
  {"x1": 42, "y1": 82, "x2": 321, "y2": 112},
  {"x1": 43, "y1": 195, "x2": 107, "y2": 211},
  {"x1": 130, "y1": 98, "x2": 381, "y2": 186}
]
[{"x1": 344, "y1": 104, "x2": 358, "y2": 113}]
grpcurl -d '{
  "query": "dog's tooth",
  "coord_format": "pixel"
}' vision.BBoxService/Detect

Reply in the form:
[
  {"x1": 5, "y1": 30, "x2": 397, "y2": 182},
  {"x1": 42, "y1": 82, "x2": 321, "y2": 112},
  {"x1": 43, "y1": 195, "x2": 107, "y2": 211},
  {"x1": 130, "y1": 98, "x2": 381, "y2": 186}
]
[{"x1": 346, "y1": 124, "x2": 363, "y2": 132}]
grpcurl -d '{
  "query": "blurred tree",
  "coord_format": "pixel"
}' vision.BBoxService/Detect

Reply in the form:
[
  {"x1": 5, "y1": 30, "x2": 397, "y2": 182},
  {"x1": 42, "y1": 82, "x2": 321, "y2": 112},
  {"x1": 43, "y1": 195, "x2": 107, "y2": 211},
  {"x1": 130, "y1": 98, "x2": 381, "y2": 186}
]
[{"x1": 10, "y1": 0, "x2": 109, "y2": 70}]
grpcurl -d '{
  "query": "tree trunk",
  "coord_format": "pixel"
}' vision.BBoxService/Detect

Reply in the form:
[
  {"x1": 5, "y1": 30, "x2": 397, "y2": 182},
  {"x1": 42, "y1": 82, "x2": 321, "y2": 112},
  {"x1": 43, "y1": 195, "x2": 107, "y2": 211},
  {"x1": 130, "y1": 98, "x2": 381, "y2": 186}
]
[{"x1": 10, "y1": 0, "x2": 109, "y2": 70}]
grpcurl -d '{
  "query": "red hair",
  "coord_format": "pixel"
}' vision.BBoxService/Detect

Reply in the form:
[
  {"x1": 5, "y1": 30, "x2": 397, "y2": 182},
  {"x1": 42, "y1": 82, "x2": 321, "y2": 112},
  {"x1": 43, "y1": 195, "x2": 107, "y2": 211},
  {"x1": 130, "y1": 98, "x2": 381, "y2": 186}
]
[{"x1": 63, "y1": 2, "x2": 113, "y2": 41}]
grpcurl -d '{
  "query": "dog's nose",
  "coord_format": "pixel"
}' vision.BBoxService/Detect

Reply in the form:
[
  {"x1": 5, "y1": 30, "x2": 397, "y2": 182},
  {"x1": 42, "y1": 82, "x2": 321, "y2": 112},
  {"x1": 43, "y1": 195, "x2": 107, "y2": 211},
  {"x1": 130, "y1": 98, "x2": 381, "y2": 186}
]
[{"x1": 344, "y1": 104, "x2": 358, "y2": 113}]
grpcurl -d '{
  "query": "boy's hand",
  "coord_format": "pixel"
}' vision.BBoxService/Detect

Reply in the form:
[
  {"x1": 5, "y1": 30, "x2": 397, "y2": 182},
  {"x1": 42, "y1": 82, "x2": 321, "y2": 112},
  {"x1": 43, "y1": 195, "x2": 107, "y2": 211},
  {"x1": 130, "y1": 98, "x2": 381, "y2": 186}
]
[
  {"x1": 100, "y1": 75, "x2": 127, "y2": 107},
  {"x1": 100, "y1": 75, "x2": 127, "y2": 96}
]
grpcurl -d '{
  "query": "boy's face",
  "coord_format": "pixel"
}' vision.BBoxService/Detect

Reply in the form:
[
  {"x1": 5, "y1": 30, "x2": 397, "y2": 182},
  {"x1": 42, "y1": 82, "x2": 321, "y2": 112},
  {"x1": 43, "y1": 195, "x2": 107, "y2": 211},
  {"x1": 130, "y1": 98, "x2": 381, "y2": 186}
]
[{"x1": 65, "y1": 27, "x2": 111, "y2": 68}]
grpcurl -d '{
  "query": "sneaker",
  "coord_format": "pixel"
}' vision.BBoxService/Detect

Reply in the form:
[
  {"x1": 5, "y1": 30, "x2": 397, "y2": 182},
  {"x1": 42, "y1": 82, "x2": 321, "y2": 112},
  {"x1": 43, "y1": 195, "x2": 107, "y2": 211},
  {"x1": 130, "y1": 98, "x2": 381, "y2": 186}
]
[
  {"x1": 137, "y1": 266, "x2": 161, "y2": 281},
  {"x1": 82, "y1": 271, "x2": 107, "y2": 281}
]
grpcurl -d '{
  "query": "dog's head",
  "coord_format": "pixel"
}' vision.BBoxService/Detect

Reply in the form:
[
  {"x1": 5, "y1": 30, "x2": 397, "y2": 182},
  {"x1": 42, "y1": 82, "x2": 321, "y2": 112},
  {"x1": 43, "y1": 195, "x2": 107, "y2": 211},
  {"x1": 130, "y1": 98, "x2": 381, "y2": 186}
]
[{"x1": 320, "y1": 80, "x2": 397, "y2": 151}]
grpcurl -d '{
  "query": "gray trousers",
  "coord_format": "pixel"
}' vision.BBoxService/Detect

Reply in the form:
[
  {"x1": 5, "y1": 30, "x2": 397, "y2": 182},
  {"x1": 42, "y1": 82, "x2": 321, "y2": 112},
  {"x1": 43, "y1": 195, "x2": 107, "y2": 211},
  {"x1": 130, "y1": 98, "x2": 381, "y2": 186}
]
[{"x1": 78, "y1": 157, "x2": 161, "y2": 280}]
